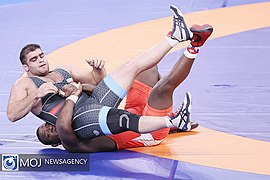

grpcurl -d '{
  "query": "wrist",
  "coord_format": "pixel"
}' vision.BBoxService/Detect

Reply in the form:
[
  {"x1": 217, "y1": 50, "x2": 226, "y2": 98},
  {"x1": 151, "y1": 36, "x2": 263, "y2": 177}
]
[{"x1": 66, "y1": 95, "x2": 78, "y2": 104}]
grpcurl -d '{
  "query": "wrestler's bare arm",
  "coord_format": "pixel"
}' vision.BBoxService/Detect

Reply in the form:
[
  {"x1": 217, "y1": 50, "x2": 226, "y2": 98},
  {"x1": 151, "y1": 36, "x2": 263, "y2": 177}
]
[
  {"x1": 56, "y1": 84, "x2": 98, "y2": 152},
  {"x1": 56, "y1": 100, "x2": 105, "y2": 153},
  {"x1": 6, "y1": 78, "x2": 58, "y2": 122},
  {"x1": 57, "y1": 100, "x2": 116, "y2": 153},
  {"x1": 56, "y1": 100, "x2": 83, "y2": 150},
  {"x1": 59, "y1": 59, "x2": 106, "y2": 85},
  {"x1": 57, "y1": 83, "x2": 116, "y2": 153},
  {"x1": 86, "y1": 58, "x2": 106, "y2": 84}
]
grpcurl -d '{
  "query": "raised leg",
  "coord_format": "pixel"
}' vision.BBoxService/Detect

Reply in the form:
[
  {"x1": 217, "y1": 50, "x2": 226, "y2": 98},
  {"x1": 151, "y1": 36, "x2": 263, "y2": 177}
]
[
  {"x1": 148, "y1": 23, "x2": 213, "y2": 109},
  {"x1": 109, "y1": 5, "x2": 192, "y2": 92}
]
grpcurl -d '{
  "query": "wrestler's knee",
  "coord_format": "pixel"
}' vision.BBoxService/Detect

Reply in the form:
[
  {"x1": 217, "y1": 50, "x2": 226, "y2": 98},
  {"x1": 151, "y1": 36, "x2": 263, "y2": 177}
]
[
  {"x1": 151, "y1": 82, "x2": 174, "y2": 98},
  {"x1": 148, "y1": 86, "x2": 173, "y2": 110}
]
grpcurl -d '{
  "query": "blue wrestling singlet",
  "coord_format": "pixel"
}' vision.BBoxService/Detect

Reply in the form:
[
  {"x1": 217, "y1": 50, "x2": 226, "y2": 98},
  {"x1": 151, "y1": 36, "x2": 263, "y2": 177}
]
[
  {"x1": 31, "y1": 69, "x2": 129, "y2": 140},
  {"x1": 29, "y1": 68, "x2": 89, "y2": 125},
  {"x1": 72, "y1": 75, "x2": 128, "y2": 139}
]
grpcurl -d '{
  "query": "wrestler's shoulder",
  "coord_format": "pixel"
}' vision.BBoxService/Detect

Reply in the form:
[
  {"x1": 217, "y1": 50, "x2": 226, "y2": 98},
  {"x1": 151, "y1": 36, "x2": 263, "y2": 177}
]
[{"x1": 14, "y1": 76, "x2": 33, "y2": 85}]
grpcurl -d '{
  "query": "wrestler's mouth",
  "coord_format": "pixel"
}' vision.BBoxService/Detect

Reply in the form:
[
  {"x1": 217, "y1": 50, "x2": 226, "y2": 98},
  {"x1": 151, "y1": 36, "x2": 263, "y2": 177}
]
[{"x1": 40, "y1": 64, "x2": 46, "y2": 68}]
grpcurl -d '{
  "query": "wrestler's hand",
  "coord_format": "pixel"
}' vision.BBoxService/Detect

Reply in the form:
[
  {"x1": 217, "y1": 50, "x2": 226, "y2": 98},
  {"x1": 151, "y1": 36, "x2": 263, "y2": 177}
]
[
  {"x1": 86, "y1": 58, "x2": 106, "y2": 84},
  {"x1": 60, "y1": 82, "x2": 82, "y2": 97},
  {"x1": 86, "y1": 58, "x2": 105, "y2": 69},
  {"x1": 72, "y1": 82, "x2": 82, "y2": 97},
  {"x1": 36, "y1": 82, "x2": 58, "y2": 98},
  {"x1": 59, "y1": 84, "x2": 76, "y2": 97}
]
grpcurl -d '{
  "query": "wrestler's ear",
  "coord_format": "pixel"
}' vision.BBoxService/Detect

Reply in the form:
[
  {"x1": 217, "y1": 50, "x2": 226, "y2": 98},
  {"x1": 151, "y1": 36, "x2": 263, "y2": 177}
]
[{"x1": 22, "y1": 64, "x2": 29, "y2": 72}]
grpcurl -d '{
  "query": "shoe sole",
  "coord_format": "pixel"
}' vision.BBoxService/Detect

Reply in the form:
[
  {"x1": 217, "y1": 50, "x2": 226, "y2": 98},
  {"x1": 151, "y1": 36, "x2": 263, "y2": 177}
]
[
  {"x1": 169, "y1": 122, "x2": 199, "y2": 133},
  {"x1": 191, "y1": 122, "x2": 199, "y2": 130},
  {"x1": 190, "y1": 24, "x2": 213, "y2": 33},
  {"x1": 170, "y1": 5, "x2": 183, "y2": 17}
]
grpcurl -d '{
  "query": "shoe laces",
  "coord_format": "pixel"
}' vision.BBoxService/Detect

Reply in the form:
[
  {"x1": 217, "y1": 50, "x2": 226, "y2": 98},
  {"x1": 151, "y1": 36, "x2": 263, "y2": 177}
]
[{"x1": 167, "y1": 102, "x2": 184, "y2": 119}]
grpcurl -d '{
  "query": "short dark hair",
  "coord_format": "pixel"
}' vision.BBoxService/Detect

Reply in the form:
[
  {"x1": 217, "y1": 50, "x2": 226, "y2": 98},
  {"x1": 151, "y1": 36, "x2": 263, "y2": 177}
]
[
  {"x1": 36, "y1": 123, "x2": 51, "y2": 145},
  {"x1": 19, "y1": 44, "x2": 41, "y2": 65}
]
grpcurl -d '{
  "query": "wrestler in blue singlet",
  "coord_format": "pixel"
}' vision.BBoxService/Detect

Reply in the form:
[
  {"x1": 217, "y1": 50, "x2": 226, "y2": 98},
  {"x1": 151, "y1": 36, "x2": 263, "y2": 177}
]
[
  {"x1": 29, "y1": 68, "x2": 89, "y2": 125},
  {"x1": 31, "y1": 68, "x2": 136, "y2": 140}
]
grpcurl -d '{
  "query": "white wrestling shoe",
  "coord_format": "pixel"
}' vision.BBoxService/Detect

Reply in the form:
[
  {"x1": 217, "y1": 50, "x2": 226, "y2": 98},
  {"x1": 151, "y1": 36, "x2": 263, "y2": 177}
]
[
  {"x1": 167, "y1": 5, "x2": 192, "y2": 42},
  {"x1": 167, "y1": 92, "x2": 192, "y2": 131}
]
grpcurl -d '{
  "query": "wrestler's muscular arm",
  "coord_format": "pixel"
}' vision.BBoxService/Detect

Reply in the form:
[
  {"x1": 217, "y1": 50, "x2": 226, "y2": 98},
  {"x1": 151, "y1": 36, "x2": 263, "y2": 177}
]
[
  {"x1": 57, "y1": 83, "x2": 116, "y2": 153},
  {"x1": 56, "y1": 84, "x2": 94, "y2": 152},
  {"x1": 7, "y1": 78, "x2": 58, "y2": 122},
  {"x1": 56, "y1": 98, "x2": 84, "y2": 152},
  {"x1": 86, "y1": 58, "x2": 106, "y2": 84},
  {"x1": 60, "y1": 58, "x2": 106, "y2": 86}
]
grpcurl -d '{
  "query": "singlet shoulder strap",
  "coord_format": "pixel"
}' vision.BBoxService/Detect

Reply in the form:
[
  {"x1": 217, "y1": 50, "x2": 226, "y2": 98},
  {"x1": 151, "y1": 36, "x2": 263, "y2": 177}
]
[
  {"x1": 53, "y1": 68, "x2": 73, "y2": 89},
  {"x1": 29, "y1": 77, "x2": 46, "y2": 88},
  {"x1": 28, "y1": 68, "x2": 73, "y2": 89},
  {"x1": 53, "y1": 68, "x2": 72, "y2": 82}
]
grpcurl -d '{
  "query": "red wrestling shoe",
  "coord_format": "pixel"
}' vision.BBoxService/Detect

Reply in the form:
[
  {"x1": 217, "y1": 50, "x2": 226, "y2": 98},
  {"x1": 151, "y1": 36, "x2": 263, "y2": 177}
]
[{"x1": 190, "y1": 24, "x2": 213, "y2": 47}]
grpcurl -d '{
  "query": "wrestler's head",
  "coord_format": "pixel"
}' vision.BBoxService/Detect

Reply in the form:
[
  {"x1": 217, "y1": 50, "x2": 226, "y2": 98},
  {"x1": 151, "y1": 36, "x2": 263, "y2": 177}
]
[
  {"x1": 20, "y1": 44, "x2": 49, "y2": 76},
  {"x1": 36, "y1": 123, "x2": 61, "y2": 147}
]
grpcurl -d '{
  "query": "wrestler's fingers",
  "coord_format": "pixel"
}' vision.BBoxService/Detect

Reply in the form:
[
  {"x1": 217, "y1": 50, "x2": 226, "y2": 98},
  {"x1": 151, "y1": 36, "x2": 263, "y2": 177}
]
[
  {"x1": 85, "y1": 59, "x2": 94, "y2": 66},
  {"x1": 59, "y1": 90, "x2": 66, "y2": 97},
  {"x1": 99, "y1": 59, "x2": 105, "y2": 69},
  {"x1": 94, "y1": 58, "x2": 99, "y2": 68}
]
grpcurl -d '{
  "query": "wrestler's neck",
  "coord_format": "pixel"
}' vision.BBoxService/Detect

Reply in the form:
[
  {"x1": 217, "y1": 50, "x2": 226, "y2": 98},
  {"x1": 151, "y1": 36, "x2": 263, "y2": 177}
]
[{"x1": 27, "y1": 69, "x2": 51, "y2": 78}]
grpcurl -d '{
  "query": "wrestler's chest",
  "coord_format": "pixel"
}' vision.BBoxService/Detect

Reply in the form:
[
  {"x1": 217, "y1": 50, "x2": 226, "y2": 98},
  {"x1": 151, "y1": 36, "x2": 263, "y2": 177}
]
[{"x1": 41, "y1": 72, "x2": 64, "y2": 83}]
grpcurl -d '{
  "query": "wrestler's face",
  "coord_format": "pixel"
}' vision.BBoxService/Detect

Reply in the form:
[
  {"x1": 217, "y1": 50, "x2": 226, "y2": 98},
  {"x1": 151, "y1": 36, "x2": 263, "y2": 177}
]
[
  {"x1": 39, "y1": 123, "x2": 61, "y2": 146},
  {"x1": 23, "y1": 48, "x2": 49, "y2": 76}
]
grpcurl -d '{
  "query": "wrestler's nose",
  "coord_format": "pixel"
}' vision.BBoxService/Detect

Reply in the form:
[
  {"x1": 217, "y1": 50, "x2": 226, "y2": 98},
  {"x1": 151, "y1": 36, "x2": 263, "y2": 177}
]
[{"x1": 38, "y1": 56, "x2": 44, "y2": 63}]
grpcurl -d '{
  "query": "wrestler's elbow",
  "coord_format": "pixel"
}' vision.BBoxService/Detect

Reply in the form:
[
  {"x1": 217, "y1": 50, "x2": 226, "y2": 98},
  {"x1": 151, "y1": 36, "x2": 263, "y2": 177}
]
[
  {"x1": 6, "y1": 112, "x2": 19, "y2": 122},
  {"x1": 6, "y1": 105, "x2": 19, "y2": 122}
]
